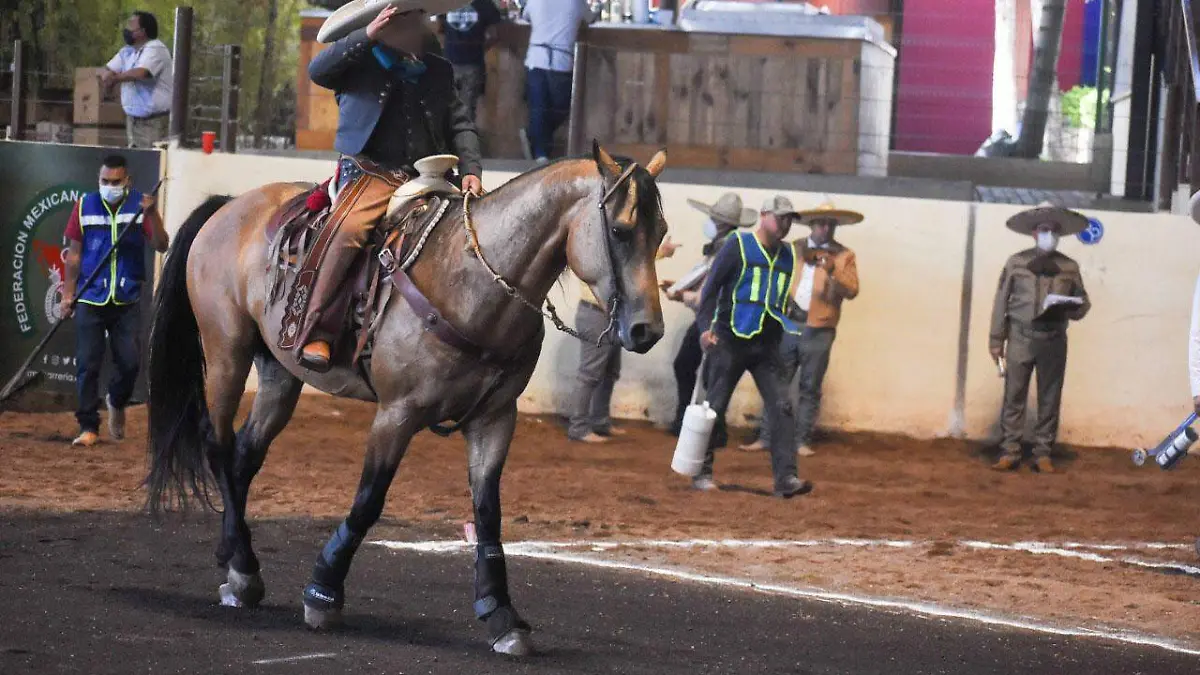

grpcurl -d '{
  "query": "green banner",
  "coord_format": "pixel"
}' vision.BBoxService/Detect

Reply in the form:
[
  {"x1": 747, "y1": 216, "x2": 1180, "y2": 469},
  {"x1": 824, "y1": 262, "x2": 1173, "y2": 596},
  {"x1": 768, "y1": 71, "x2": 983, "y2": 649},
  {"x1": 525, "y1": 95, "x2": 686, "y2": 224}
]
[{"x1": 0, "y1": 141, "x2": 161, "y2": 413}]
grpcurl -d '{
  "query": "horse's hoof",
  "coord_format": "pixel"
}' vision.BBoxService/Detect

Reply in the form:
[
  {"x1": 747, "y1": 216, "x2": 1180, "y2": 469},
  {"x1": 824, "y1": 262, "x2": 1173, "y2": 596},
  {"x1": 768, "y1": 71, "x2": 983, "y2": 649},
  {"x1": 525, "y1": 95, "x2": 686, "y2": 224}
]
[
  {"x1": 218, "y1": 569, "x2": 265, "y2": 608},
  {"x1": 492, "y1": 629, "x2": 535, "y2": 657},
  {"x1": 304, "y1": 604, "x2": 342, "y2": 630}
]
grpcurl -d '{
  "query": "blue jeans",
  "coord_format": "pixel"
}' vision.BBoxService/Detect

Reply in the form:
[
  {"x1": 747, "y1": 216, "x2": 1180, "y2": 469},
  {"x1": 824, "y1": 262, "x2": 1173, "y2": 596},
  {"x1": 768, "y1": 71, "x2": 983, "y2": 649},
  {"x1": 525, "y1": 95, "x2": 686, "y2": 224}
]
[
  {"x1": 75, "y1": 302, "x2": 142, "y2": 433},
  {"x1": 526, "y1": 67, "x2": 573, "y2": 160}
]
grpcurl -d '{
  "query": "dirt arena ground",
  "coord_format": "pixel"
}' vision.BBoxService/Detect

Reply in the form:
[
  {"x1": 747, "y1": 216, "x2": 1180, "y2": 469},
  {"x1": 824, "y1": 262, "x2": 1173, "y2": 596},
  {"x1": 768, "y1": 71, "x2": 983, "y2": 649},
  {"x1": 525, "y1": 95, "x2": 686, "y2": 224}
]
[{"x1": 3, "y1": 394, "x2": 1200, "y2": 666}]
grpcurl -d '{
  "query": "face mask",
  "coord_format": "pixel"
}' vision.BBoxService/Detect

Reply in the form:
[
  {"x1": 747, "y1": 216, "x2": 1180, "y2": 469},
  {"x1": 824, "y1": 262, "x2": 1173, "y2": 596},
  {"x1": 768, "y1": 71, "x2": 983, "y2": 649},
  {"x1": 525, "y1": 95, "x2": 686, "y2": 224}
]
[
  {"x1": 100, "y1": 184, "x2": 126, "y2": 203},
  {"x1": 703, "y1": 218, "x2": 719, "y2": 241},
  {"x1": 123, "y1": 28, "x2": 137, "y2": 45},
  {"x1": 1036, "y1": 231, "x2": 1059, "y2": 252}
]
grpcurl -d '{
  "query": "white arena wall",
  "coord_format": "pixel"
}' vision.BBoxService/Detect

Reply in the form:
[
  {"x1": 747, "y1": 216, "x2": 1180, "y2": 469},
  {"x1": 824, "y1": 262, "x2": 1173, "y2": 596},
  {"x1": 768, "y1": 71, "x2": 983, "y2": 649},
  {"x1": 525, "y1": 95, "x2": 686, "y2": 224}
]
[{"x1": 161, "y1": 149, "x2": 1200, "y2": 450}]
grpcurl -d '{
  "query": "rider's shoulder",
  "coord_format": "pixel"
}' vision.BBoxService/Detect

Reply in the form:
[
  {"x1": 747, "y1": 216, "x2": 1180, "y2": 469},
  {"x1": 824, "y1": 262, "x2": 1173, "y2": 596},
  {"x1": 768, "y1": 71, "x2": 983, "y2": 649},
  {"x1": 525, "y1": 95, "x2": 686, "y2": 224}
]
[{"x1": 422, "y1": 52, "x2": 453, "y2": 74}]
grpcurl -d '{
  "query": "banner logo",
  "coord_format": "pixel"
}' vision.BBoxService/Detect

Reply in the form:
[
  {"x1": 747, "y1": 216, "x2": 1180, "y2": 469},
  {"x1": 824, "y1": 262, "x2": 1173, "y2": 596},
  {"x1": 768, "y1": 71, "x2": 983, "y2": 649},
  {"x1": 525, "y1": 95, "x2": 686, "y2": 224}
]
[{"x1": 8, "y1": 185, "x2": 87, "y2": 336}]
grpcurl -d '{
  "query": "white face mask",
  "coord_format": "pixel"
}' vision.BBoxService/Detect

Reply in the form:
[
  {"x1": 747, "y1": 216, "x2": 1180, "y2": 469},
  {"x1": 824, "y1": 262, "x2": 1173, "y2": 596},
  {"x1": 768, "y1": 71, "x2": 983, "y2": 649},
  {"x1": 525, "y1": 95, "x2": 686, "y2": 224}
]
[
  {"x1": 1036, "y1": 231, "x2": 1059, "y2": 252},
  {"x1": 99, "y1": 184, "x2": 126, "y2": 204},
  {"x1": 703, "y1": 217, "x2": 719, "y2": 241}
]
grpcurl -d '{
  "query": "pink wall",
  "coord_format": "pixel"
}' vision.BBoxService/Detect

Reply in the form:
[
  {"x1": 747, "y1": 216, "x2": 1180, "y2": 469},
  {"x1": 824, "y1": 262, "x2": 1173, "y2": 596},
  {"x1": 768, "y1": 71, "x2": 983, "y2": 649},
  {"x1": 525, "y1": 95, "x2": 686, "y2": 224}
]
[
  {"x1": 894, "y1": 0, "x2": 996, "y2": 154},
  {"x1": 894, "y1": 0, "x2": 1087, "y2": 155}
]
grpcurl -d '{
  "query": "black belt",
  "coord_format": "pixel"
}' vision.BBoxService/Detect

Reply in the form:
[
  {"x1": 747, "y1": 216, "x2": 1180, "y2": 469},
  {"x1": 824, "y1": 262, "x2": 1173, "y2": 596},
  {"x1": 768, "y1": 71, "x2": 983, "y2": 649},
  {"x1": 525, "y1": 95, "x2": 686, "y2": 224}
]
[{"x1": 131, "y1": 111, "x2": 169, "y2": 120}]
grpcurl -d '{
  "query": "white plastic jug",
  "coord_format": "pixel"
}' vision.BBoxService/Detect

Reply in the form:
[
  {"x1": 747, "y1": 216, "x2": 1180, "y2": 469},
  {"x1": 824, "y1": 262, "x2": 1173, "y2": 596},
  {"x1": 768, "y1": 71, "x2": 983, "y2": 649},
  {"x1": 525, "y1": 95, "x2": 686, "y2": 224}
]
[
  {"x1": 672, "y1": 401, "x2": 716, "y2": 476},
  {"x1": 671, "y1": 356, "x2": 715, "y2": 477}
]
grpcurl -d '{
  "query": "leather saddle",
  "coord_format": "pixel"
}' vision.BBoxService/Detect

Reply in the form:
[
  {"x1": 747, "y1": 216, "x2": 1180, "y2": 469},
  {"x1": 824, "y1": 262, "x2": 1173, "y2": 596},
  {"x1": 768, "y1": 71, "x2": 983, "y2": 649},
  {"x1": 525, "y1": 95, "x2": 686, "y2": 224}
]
[{"x1": 264, "y1": 155, "x2": 461, "y2": 370}]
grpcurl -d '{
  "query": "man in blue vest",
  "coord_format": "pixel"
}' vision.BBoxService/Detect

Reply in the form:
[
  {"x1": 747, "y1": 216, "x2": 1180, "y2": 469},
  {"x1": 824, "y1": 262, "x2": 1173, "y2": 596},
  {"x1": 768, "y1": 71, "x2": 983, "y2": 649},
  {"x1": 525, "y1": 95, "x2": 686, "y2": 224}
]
[
  {"x1": 60, "y1": 154, "x2": 169, "y2": 447},
  {"x1": 694, "y1": 195, "x2": 814, "y2": 498}
]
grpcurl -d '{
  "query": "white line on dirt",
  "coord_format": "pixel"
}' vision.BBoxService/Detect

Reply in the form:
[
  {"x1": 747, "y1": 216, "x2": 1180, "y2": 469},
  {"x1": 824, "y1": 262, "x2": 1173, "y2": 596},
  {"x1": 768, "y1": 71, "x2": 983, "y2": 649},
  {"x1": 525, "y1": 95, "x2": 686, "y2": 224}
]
[
  {"x1": 252, "y1": 653, "x2": 337, "y2": 665},
  {"x1": 961, "y1": 541, "x2": 1200, "y2": 576},
  {"x1": 371, "y1": 540, "x2": 1200, "y2": 658}
]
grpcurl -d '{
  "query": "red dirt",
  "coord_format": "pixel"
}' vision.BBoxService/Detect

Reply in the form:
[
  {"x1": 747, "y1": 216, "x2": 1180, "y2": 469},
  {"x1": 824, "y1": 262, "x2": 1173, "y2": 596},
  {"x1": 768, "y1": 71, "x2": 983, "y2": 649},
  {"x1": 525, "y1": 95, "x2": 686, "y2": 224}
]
[{"x1": 3, "y1": 394, "x2": 1199, "y2": 644}]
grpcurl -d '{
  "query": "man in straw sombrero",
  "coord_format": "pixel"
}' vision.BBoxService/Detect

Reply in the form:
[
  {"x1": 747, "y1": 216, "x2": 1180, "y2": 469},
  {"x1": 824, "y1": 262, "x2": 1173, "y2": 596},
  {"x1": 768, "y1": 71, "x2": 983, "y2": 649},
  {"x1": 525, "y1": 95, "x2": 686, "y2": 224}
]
[
  {"x1": 692, "y1": 195, "x2": 815, "y2": 499},
  {"x1": 989, "y1": 202, "x2": 1091, "y2": 473},
  {"x1": 740, "y1": 200, "x2": 861, "y2": 457},
  {"x1": 662, "y1": 193, "x2": 758, "y2": 440},
  {"x1": 296, "y1": 0, "x2": 485, "y2": 371}
]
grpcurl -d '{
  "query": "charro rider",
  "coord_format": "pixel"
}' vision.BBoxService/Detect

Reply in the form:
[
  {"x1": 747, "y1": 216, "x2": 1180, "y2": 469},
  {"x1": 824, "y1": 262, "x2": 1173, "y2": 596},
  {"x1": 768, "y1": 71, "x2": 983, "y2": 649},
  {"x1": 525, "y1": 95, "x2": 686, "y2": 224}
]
[{"x1": 299, "y1": 0, "x2": 484, "y2": 371}]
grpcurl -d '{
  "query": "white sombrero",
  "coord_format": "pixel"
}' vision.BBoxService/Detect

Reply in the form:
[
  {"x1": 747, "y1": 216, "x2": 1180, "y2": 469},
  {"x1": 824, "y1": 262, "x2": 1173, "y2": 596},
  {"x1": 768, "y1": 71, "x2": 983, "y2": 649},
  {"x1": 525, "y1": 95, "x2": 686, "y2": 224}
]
[
  {"x1": 317, "y1": 0, "x2": 465, "y2": 44},
  {"x1": 1005, "y1": 201, "x2": 1089, "y2": 236},
  {"x1": 686, "y1": 193, "x2": 758, "y2": 228}
]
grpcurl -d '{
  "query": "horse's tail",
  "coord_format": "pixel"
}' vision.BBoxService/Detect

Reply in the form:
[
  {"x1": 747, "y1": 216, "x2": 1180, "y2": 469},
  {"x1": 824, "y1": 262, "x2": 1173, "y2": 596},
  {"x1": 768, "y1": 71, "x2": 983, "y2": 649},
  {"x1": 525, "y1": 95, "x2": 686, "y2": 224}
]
[{"x1": 145, "y1": 195, "x2": 233, "y2": 515}]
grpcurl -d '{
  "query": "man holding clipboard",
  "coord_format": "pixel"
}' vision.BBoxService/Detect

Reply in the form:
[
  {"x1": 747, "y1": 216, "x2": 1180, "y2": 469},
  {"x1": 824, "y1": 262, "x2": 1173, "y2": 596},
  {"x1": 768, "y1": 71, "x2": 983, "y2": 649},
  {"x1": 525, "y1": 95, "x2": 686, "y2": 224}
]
[{"x1": 989, "y1": 203, "x2": 1091, "y2": 473}]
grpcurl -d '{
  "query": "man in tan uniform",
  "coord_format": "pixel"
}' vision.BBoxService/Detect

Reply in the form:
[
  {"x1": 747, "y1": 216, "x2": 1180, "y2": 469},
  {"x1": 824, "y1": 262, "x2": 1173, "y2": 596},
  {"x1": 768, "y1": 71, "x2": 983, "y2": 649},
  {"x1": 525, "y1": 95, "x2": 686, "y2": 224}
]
[{"x1": 989, "y1": 204, "x2": 1091, "y2": 473}]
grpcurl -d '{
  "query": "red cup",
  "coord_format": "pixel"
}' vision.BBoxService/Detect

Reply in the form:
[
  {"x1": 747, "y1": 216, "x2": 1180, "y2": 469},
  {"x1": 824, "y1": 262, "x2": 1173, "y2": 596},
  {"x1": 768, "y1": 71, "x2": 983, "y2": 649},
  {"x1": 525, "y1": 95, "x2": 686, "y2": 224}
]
[{"x1": 201, "y1": 131, "x2": 216, "y2": 154}]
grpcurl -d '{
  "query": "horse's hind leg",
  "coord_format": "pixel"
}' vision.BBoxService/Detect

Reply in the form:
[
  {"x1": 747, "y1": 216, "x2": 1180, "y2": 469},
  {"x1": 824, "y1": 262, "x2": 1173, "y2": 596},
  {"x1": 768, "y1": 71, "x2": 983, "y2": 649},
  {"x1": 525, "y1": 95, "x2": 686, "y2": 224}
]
[
  {"x1": 216, "y1": 350, "x2": 303, "y2": 608},
  {"x1": 303, "y1": 400, "x2": 421, "y2": 629},
  {"x1": 463, "y1": 402, "x2": 533, "y2": 656}
]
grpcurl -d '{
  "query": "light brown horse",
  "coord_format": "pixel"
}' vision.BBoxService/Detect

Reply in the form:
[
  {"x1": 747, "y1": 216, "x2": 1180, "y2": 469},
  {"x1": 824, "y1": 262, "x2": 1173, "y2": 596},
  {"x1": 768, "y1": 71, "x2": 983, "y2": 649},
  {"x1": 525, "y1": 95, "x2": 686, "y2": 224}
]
[{"x1": 145, "y1": 143, "x2": 668, "y2": 655}]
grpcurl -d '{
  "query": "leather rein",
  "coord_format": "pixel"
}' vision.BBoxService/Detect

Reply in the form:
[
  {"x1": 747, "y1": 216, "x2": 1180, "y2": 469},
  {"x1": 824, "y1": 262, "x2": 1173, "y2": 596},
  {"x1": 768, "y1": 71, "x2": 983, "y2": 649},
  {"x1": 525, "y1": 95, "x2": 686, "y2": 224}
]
[{"x1": 374, "y1": 164, "x2": 640, "y2": 436}]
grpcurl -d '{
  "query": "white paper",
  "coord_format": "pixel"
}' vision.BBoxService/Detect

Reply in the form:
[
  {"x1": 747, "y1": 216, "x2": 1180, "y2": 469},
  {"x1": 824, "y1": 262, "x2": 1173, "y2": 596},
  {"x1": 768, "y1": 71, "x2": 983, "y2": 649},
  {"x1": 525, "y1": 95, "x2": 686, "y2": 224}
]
[
  {"x1": 1042, "y1": 293, "x2": 1084, "y2": 312},
  {"x1": 667, "y1": 260, "x2": 713, "y2": 294}
]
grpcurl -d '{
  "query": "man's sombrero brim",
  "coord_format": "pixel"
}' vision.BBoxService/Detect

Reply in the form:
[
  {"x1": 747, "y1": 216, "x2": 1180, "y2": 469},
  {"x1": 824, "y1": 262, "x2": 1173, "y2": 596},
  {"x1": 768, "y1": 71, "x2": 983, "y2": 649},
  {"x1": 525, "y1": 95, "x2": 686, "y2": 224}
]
[
  {"x1": 1005, "y1": 206, "x2": 1089, "y2": 236},
  {"x1": 795, "y1": 209, "x2": 864, "y2": 226},
  {"x1": 686, "y1": 198, "x2": 758, "y2": 228},
  {"x1": 317, "y1": 0, "x2": 463, "y2": 44}
]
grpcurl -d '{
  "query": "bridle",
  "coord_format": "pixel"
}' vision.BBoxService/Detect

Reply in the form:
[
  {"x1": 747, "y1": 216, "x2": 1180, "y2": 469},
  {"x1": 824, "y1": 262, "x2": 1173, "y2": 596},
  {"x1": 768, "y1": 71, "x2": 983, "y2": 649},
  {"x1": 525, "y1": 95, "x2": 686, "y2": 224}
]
[{"x1": 461, "y1": 162, "x2": 640, "y2": 348}]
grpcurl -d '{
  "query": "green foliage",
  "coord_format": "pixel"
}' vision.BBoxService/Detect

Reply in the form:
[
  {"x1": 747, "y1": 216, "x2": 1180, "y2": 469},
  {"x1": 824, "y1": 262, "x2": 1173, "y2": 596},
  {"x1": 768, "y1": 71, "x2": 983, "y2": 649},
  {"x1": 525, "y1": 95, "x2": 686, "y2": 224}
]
[{"x1": 1060, "y1": 85, "x2": 1110, "y2": 130}]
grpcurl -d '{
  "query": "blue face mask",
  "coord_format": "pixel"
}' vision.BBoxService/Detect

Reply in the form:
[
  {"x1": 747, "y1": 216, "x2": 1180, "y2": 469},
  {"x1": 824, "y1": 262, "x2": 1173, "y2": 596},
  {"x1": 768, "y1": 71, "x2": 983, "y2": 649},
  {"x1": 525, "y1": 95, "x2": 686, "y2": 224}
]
[{"x1": 373, "y1": 46, "x2": 427, "y2": 83}]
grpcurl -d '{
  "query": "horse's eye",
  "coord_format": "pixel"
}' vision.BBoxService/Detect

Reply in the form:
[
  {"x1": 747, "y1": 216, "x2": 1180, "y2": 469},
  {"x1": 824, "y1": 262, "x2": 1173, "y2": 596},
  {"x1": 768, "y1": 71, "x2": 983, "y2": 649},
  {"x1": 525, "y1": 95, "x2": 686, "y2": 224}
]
[{"x1": 610, "y1": 226, "x2": 633, "y2": 242}]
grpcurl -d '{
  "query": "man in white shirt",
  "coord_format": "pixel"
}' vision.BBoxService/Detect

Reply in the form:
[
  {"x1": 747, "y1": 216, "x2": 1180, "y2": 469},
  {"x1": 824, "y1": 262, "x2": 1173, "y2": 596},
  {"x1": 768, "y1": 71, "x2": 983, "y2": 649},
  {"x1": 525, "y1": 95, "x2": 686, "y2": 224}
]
[
  {"x1": 102, "y1": 11, "x2": 174, "y2": 149},
  {"x1": 521, "y1": 0, "x2": 596, "y2": 163},
  {"x1": 1189, "y1": 191, "x2": 1200, "y2": 415}
]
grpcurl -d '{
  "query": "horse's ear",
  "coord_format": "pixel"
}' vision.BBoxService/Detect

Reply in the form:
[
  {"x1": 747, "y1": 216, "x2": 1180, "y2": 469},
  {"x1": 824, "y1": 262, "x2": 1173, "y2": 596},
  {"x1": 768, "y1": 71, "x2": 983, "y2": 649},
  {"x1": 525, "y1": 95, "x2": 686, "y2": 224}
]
[
  {"x1": 646, "y1": 148, "x2": 668, "y2": 178},
  {"x1": 593, "y1": 140, "x2": 621, "y2": 179}
]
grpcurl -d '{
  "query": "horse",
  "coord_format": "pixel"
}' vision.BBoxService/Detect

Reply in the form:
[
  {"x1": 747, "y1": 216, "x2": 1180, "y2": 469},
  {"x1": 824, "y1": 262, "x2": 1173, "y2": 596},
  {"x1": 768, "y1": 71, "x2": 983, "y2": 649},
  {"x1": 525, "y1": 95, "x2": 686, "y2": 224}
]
[{"x1": 145, "y1": 142, "x2": 669, "y2": 655}]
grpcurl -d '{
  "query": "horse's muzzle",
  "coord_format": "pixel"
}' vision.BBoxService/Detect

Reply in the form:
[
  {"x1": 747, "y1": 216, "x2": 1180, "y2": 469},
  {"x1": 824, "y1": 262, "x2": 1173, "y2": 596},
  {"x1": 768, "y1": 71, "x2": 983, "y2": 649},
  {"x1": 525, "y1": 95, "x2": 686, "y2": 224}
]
[{"x1": 624, "y1": 321, "x2": 663, "y2": 354}]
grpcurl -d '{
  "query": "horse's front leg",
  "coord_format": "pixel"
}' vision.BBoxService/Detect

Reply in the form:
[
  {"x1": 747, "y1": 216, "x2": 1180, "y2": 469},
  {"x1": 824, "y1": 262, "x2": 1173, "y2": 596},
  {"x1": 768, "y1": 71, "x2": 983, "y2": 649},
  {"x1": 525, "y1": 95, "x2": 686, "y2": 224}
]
[
  {"x1": 464, "y1": 401, "x2": 533, "y2": 656},
  {"x1": 303, "y1": 401, "x2": 419, "y2": 629}
]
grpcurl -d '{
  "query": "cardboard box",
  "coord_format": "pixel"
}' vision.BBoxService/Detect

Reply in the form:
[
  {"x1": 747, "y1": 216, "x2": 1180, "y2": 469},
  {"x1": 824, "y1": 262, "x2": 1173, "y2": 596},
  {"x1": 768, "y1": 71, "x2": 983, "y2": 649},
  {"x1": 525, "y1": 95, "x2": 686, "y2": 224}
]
[{"x1": 74, "y1": 67, "x2": 125, "y2": 127}]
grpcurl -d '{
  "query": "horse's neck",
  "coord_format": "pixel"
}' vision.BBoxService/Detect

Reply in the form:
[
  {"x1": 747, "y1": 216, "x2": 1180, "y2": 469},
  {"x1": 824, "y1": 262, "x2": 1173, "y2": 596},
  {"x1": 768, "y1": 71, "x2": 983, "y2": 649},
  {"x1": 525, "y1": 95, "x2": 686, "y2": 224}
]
[
  {"x1": 472, "y1": 161, "x2": 596, "y2": 298},
  {"x1": 425, "y1": 161, "x2": 597, "y2": 346}
]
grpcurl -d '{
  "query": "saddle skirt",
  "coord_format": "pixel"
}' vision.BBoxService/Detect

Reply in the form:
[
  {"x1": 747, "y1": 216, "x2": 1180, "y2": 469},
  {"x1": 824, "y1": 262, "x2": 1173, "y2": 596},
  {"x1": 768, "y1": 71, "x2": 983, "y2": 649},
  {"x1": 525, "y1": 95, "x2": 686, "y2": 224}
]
[{"x1": 264, "y1": 155, "x2": 461, "y2": 371}]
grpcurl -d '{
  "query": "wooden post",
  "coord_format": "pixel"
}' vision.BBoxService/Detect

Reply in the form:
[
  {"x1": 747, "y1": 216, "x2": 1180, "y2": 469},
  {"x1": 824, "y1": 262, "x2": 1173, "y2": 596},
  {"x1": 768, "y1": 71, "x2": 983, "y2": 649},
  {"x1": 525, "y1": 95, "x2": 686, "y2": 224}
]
[
  {"x1": 170, "y1": 6, "x2": 194, "y2": 144},
  {"x1": 9, "y1": 40, "x2": 27, "y2": 141},
  {"x1": 566, "y1": 34, "x2": 590, "y2": 157},
  {"x1": 219, "y1": 45, "x2": 241, "y2": 153}
]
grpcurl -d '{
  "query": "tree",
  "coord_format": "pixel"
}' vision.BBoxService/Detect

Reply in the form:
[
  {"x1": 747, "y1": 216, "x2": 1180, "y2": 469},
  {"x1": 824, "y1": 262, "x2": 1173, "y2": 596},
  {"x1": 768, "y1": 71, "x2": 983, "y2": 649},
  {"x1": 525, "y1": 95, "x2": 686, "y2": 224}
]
[
  {"x1": 1014, "y1": 0, "x2": 1068, "y2": 159},
  {"x1": 254, "y1": 0, "x2": 280, "y2": 147}
]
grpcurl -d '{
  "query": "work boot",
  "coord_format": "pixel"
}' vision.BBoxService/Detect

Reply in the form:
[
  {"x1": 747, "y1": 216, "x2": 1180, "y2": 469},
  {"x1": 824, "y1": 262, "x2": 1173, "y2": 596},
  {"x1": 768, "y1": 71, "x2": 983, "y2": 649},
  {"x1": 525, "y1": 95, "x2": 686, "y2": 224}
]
[
  {"x1": 1032, "y1": 457, "x2": 1056, "y2": 474},
  {"x1": 300, "y1": 341, "x2": 332, "y2": 372},
  {"x1": 991, "y1": 454, "x2": 1021, "y2": 471},
  {"x1": 796, "y1": 445, "x2": 816, "y2": 457},
  {"x1": 72, "y1": 430, "x2": 99, "y2": 447},
  {"x1": 774, "y1": 476, "x2": 814, "y2": 499},
  {"x1": 106, "y1": 394, "x2": 125, "y2": 441}
]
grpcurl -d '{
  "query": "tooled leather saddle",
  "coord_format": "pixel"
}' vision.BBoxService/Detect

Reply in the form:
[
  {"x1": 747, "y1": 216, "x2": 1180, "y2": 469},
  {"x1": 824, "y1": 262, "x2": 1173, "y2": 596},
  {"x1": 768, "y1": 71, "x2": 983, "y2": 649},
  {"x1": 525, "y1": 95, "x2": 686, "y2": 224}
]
[{"x1": 263, "y1": 158, "x2": 455, "y2": 371}]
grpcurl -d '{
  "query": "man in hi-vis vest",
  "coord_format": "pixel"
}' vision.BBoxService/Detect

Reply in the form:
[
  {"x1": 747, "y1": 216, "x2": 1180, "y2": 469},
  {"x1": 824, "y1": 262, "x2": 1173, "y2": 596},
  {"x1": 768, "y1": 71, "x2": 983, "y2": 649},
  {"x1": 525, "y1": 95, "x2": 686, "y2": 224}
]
[
  {"x1": 60, "y1": 154, "x2": 169, "y2": 447},
  {"x1": 694, "y1": 195, "x2": 814, "y2": 499}
]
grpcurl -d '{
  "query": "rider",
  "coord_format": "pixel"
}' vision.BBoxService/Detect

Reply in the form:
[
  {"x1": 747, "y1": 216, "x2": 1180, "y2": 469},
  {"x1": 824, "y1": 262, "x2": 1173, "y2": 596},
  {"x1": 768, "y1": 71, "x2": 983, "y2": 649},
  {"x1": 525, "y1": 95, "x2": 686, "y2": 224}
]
[{"x1": 301, "y1": 3, "x2": 485, "y2": 371}]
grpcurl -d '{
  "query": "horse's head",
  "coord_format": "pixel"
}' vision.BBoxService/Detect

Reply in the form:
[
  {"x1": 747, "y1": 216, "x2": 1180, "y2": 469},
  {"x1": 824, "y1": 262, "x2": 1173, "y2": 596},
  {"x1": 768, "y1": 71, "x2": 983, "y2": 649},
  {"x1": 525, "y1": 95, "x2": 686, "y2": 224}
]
[{"x1": 568, "y1": 142, "x2": 668, "y2": 354}]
